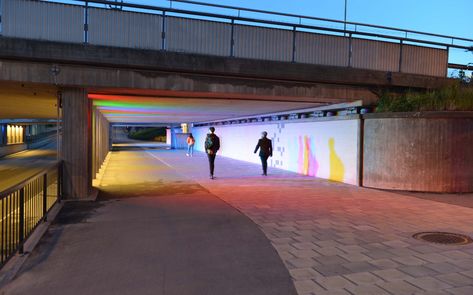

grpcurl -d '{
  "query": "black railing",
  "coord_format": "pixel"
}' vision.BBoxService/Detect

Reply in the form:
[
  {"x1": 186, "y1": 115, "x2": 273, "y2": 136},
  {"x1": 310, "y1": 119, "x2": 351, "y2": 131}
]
[
  {"x1": 26, "y1": 130, "x2": 59, "y2": 144},
  {"x1": 69, "y1": 0, "x2": 473, "y2": 51},
  {"x1": 0, "y1": 162, "x2": 62, "y2": 267}
]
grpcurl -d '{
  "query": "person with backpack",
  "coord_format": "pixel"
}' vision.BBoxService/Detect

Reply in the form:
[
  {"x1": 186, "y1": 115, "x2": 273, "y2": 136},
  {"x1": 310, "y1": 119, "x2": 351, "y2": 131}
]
[
  {"x1": 204, "y1": 127, "x2": 220, "y2": 179},
  {"x1": 186, "y1": 133, "x2": 195, "y2": 157},
  {"x1": 254, "y1": 131, "x2": 272, "y2": 176}
]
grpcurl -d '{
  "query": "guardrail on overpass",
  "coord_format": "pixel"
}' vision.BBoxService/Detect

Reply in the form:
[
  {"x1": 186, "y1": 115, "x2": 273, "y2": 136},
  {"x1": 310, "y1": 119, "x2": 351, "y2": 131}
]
[{"x1": 0, "y1": 0, "x2": 471, "y2": 77}]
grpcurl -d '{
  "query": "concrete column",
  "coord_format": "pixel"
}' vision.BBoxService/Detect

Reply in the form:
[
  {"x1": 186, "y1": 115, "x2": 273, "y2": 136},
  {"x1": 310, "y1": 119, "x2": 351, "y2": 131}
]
[
  {"x1": 166, "y1": 128, "x2": 172, "y2": 145},
  {"x1": 61, "y1": 88, "x2": 92, "y2": 199}
]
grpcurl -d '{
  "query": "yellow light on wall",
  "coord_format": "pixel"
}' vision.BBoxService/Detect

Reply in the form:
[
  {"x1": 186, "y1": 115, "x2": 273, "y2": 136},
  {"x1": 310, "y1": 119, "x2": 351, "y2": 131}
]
[
  {"x1": 6, "y1": 125, "x2": 24, "y2": 144},
  {"x1": 7, "y1": 125, "x2": 12, "y2": 144}
]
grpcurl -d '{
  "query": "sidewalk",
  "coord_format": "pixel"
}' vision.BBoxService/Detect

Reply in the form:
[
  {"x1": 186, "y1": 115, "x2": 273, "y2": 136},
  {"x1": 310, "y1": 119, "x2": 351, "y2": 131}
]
[
  {"x1": 4, "y1": 148, "x2": 473, "y2": 295},
  {"x1": 151, "y1": 150, "x2": 473, "y2": 295},
  {"x1": 2, "y1": 148, "x2": 296, "y2": 295}
]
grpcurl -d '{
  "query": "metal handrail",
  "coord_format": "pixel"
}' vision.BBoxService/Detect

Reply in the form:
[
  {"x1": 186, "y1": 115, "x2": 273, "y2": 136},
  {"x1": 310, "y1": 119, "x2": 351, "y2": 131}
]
[
  {"x1": 68, "y1": 0, "x2": 473, "y2": 50},
  {"x1": 0, "y1": 161, "x2": 62, "y2": 267},
  {"x1": 170, "y1": 0, "x2": 473, "y2": 44},
  {"x1": 0, "y1": 162, "x2": 60, "y2": 198}
]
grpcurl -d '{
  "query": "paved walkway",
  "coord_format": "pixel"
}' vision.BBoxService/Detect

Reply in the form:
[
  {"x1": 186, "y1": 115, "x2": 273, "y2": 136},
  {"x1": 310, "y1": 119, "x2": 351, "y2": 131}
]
[
  {"x1": 149, "y1": 150, "x2": 473, "y2": 295},
  {"x1": 4, "y1": 148, "x2": 473, "y2": 295},
  {"x1": 3, "y1": 148, "x2": 296, "y2": 295}
]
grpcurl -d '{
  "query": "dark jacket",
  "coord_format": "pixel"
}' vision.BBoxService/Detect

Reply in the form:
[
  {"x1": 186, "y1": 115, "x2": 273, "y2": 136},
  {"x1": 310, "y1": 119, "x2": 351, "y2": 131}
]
[
  {"x1": 205, "y1": 133, "x2": 220, "y2": 154},
  {"x1": 254, "y1": 137, "x2": 272, "y2": 157}
]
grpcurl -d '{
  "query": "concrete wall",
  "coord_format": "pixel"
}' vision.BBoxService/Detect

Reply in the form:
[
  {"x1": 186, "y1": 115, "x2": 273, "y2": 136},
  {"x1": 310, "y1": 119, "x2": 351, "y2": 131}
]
[
  {"x1": 92, "y1": 108, "x2": 110, "y2": 179},
  {"x1": 172, "y1": 133, "x2": 189, "y2": 150},
  {"x1": 363, "y1": 113, "x2": 473, "y2": 193},
  {"x1": 192, "y1": 117, "x2": 360, "y2": 185}
]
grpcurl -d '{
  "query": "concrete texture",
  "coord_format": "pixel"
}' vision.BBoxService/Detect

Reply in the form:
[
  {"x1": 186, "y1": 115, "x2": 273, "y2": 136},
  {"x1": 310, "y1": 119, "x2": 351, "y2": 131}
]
[
  {"x1": 363, "y1": 112, "x2": 473, "y2": 192},
  {"x1": 4, "y1": 147, "x2": 473, "y2": 295},
  {"x1": 0, "y1": 37, "x2": 453, "y2": 90},
  {"x1": 61, "y1": 88, "x2": 92, "y2": 200},
  {"x1": 147, "y1": 149, "x2": 473, "y2": 295},
  {"x1": 3, "y1": 147, "x2": 296, "y2": 295}
]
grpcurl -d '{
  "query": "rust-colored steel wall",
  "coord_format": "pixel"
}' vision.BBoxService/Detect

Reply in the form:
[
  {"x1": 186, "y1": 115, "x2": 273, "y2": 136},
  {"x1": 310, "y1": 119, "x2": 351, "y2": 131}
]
[
  {"x1": 166, "y1": 16, "x2": 232, "y2": 56},
  {"x1": 233, "y1": 25, "x2": 293, "y2": 62},
  {"x1": 401, "y1": 44, "x2": 448, "y2": 77},
  {"x1": 363, "y1": 113, "x2": 473, "y2": 193},
  {"x1": 295, "y1": 32, "x2": 349, "y2": 67},
  {"x1": 351, "y1": 38, "x2": 400, "y2": 72},
  {"x1": 1, "y1": 0, "x2": 83, "y2": 43},
  {"x1": 88, "y1": 8, "x2": 162, "y2": 50},
  {"x1": 1, "y1": 0, "x2": 449, "y2": 77}
]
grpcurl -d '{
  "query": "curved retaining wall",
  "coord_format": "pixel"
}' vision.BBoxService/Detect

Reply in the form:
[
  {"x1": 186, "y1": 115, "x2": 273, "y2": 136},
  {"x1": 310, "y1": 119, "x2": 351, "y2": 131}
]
[{"x1": 362, "y1": 112, "x2": 473, "y2": 193}]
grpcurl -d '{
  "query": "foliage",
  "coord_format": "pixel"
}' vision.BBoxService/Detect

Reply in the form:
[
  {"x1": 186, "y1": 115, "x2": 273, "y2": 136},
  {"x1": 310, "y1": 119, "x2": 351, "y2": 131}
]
[
  {"x1": 376, "y1": 84, "x2": 473, "y2": 112},
  {"x1": 128, "y1": 127, "x2": 166, "y2": 141}
]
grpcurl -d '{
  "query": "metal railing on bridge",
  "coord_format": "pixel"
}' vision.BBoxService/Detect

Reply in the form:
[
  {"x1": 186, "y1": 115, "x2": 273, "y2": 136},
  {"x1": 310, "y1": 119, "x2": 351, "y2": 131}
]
[
  {"x1": 0, "y1": 162, "x2": 62, "y2": 267},
  {"x1": 0, "y1": 0, "x2": 472, "y2": 77}
]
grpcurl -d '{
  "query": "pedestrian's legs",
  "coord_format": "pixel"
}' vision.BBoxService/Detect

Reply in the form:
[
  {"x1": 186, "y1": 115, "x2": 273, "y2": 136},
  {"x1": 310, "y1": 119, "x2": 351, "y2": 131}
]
[
  {"x1": 207, "y1": 153, "x2": 216, "y2": 177},
  {"x1": 187, "y1": 145, "x2": 191, "y2": 156},
  {"x1": 260, "y1": 155, "x2": 269, "y2": 175},
  {"x1": 190, "y1": 144, "x2": 194, "y2": 156}
]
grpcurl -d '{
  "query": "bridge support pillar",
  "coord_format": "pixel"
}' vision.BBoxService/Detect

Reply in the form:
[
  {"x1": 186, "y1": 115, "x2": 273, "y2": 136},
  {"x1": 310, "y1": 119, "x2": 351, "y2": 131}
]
[{"x1": 61, "y1": 88, "x2": 92, "y2": 199}]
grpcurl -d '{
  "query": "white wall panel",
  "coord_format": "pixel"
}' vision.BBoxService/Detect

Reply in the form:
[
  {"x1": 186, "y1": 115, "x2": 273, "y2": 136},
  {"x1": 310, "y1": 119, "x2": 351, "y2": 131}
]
[{"x1": 192, "y1": 119, "x2": 360, "y2": 185}]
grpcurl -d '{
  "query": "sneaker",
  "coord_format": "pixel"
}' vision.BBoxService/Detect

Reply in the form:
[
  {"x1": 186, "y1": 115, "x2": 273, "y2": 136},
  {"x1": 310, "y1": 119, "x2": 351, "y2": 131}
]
[{"x1": 186, "y1": 153, "x2": 189, "y2": 156}]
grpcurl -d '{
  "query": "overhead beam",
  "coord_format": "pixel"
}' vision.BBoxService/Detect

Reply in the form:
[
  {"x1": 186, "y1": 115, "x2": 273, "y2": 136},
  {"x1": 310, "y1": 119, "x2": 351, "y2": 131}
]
[{"x1": 0, "y1": 59, "x2": 378, "y2": 104}]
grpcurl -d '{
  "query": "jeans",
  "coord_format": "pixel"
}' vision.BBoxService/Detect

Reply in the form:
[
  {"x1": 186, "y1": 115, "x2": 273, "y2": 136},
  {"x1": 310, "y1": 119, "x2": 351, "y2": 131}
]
[
  {"x1": 260, "y1": 155, "x2": 269, "y2": 174},
  {"x1": 187, "y1": 144, "x2": 194, "y2": 156},
  {"x1": 207, "y1": 153, "x2": 216, "y2": 176}
]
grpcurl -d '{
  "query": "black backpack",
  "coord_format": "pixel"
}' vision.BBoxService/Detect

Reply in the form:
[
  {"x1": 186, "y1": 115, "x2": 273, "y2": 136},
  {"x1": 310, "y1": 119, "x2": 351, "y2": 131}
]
[{"x1": 205, "y1": 134, "x2": 220, "y2": 151}]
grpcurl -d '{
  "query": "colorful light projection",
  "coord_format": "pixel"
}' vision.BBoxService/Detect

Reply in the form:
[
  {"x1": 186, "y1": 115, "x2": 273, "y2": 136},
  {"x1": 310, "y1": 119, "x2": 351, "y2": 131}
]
[
  {"x1": 88, "y1": 94, "x2": 319, "y2": 123},
  {"x1": 191, "y1": 119, "x2": 358, "y2": 185}
]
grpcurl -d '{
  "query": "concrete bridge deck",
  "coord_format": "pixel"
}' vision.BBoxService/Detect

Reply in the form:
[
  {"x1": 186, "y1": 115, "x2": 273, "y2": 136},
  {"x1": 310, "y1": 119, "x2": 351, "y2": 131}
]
[{"x1": 3, "y1": 148, "x2": 473, "y2": 295}]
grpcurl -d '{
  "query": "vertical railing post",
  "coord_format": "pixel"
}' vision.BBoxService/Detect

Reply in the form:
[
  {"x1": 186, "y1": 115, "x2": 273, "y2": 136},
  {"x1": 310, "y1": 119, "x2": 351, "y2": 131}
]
[
  {"x1": 19, "y1": 188, "x2": 24, "y2": 254},
  {"x1": 398, "y1": 39, "x2": 403, "y2": 73},
  {"x1": 161, "y1": 11, "x2": 166, "y2": 50},
  {"x1": 292, "y1": 26, "x2": 297, "y2": 63},
  {"x1": 348, "y1": 33, "x2": 353, "y2": 68},
  {"x1": 58, "y1": 163, "x2": 62, "y2": 202},
  {"x1": 445, "y1": 45, "x2": 450, "y2": 77},
  {"x1": 43, "y1": 173, "x2": 48, "y2": 222},
  {"x1": 84, "y1": 1, "x2": 89, "y2": 44},
  {"x1": 230, "y1": 19, "x2": 235, "y2": 57}
]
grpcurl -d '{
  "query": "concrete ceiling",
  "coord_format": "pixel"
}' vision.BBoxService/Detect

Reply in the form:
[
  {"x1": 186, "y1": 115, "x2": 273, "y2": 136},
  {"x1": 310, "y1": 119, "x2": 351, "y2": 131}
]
[
  {"x1": 0, "y1": 81, "x2": 327, "y2": 123},
  {"x1": 90, "y1": 93, "x2": 323, "y2": 123},
  {"x1": 0, "y1": 82, "x2": 58, "y2": 119}
]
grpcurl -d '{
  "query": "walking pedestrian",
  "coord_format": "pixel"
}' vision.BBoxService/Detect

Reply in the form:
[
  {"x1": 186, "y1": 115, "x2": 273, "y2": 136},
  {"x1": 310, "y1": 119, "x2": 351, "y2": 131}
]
[
  {"x1": 186, "y1": 133, "x2": 195, "y2": 156},
  {"x1": 254, "y1": 131, "x2": 272, "y2": 176},
  {"x1": 205, "y1": 127, "x2": 220, "y2": 179}
]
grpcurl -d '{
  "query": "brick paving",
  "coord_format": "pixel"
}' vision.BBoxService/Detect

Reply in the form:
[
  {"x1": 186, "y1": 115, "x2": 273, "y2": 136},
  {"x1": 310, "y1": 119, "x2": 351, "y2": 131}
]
[{"x1": 155, "y1": 150, "x2": 473, "y2": 295}]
